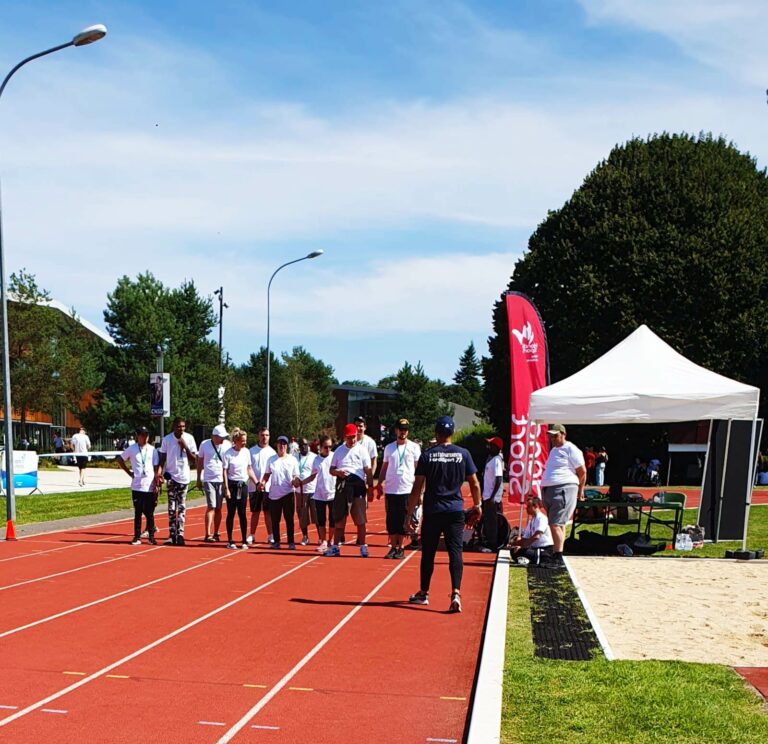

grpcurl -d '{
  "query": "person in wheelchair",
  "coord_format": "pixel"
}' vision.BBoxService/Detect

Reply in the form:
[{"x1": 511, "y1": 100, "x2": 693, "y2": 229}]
[{"x1": 510, "y1": 496, "x2": 554, "y2": 566}]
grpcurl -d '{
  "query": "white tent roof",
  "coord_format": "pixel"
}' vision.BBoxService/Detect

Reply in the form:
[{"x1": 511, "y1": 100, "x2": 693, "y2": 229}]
[{"x1": 528, "y1": 325, "x2": 760, "y2": 424}]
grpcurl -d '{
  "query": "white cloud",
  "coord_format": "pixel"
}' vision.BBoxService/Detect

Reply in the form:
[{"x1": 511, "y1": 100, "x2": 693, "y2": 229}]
[{"x1": 577, "y1": 0, "x2": 768, "y2": 85}]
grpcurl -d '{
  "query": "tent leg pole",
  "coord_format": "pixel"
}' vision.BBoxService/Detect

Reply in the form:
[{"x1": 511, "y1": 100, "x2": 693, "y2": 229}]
[
  {"x1": 697, "y1": 420, "x2": 714, "y2": 535},
  {"x1": 742, "y1": 414, "x2": 760, "y2": 552},
  {"x1": 715, "y1": 420, "x2": 733, "y2": 544}
]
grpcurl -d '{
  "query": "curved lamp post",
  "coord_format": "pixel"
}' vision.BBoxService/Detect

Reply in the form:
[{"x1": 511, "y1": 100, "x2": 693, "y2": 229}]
[
  {"x1": 1, "y1": 24, "x2": 107, "y2": 540},
  {"x1": 265, "y1": 250, "x2": 323, "y2": 430}
]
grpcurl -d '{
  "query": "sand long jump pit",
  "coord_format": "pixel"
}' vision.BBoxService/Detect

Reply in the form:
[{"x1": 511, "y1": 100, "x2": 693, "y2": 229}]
[{"x1": 567, "y1": 556, "x2": 768, "y2": 666}]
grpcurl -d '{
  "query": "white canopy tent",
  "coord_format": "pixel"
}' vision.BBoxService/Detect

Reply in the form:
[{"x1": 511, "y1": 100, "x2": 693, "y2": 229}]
[{"x1": 526, "y1": 325, "x2": 761, "y2": 548}]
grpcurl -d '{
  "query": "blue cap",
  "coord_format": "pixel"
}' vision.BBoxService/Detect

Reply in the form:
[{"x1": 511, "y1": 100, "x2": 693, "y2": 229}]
[{"x1": 435, "y1": 416, "x2": 455, "y2": 435}]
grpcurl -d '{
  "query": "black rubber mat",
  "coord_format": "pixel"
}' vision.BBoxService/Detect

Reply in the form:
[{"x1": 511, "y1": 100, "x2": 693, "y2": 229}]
[{"x1": 527, "y1": 565, "x2": 602, "y2": 661}]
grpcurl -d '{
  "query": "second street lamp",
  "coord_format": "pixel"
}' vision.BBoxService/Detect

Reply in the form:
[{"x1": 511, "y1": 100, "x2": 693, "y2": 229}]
[{"x1": 265, "y1": 250, "x2": 323, "y2": 430}]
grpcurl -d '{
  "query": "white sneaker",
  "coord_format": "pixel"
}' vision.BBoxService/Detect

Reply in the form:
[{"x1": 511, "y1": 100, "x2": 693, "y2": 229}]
[
  {"x1": 267, "y1": 534, "x2": 275, "y2": 544},
  {"x1": 246, "y1": 534, "x2": 254, "y2": 545},
  {"x1": 241, "y1": 543, "x2": 249, "y2": 550},
  {"x1": 130, "y1": 538, "x2": 141, "y2": 546},
  {"x1": 301, "y1": 535, "x2": 310, "y2": 546},
  {"x1": 227, "y1": 542, "x2": 238, "y2": 550},
  {"x1": 316, "y1": 540, "x2": 328, "y2": 553}
]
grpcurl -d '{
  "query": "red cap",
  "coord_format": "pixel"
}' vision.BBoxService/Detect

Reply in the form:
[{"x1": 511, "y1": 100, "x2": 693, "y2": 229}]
[
  {"x1": 486, "y1": 436, "x2": 503, "y2": 450},
  {"x1": 344, "y1": 423, "x2": 357, "y2": 438}
]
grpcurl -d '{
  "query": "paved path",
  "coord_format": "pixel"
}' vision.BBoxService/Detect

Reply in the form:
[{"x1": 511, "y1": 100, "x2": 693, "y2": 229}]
[{"x1": 16, "y1": 465, "x2": 127, "y2": 495}]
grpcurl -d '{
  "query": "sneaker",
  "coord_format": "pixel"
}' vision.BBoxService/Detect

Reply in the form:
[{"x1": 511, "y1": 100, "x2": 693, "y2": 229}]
[
  {"x1": 140, "y1": 530, "x2": 149, "y2": 538},
  {"x1": 287, "y1": 543, "x2": 296, "y2": 550},
  {"x1": 326, "y1": 544, "x2": 340, "y2": 557},
  {"x1": 384, "y1": 547, "x2": 396, "y2": 559},
  {"x1": 316, "y1": 541, "x2": 328, "y2": 553},
  {"x1": 204, "y1": 535, "x2": 215, "y2": 543},
  {"x1": 300, "y1": 535, "x2": 310, "y2": 546},
  {"x1": 267, "y1": 534, "x2": 275, "y2": 544},
  {"x1": 164, "y1": 537, "x2": 175, "y2": 546},
  {"x1": 227, "y1": 542, "x2": 238, "y2": 550},
  {"x1": 360, "y1": 544, "x2": 369, "y2": 558},
  {"x1": 241, "y1": 543, "x2": 249, "y2": 550},
  {"x1": 394, "y1": 547, "x2": 405, "y2": 560},
  {"x1": 149, "y1": 537, "x2": 158, "y2": 546},
  {"x1": 408, "y1": 590, "x2": 429, "y2": 605},
  {"x1": 270, "y1": 542, "x2": 281, "y2": 550},
  {"x1": 480, "y1": 547, "x2": 493, "y2": 554},
  {"x1": 246, "y1": 535, "x2": 254, "y2": 545},
  {"x1": 176, "y1": 535, "x2": 185, "y2": 547},
  {"x1": 130, "y1": 537, "x2": 142, "y2": 546},
  {"x1": 515, "y1": 556, "x2": 530, "y2": 566},
  {"x1": 449, "y1": 591, "x2": 462, "y2": 613},
  {"x1": 213, "y1": 533, "x2": 220, "y2": 542}
]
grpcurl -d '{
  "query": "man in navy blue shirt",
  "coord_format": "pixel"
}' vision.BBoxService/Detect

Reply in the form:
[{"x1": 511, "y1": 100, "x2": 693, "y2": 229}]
[{"x1": 406, "y1": 416, "x2": 482, "y2": 613}]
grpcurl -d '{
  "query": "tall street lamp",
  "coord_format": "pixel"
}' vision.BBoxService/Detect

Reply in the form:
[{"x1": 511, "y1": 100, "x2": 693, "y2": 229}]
[
  {"x1": 265, "y1": 250, "x2": 323, "y2": 430},
  {"x1": 1, "y1": 24, "x2": 108, "y2": 541}
]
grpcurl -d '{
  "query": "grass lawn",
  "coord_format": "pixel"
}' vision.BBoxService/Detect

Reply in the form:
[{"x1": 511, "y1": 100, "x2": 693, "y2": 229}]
[
  {"x1": 502, "y1": 568, "x2": 768, "y2": 743},
  {"x1": 2, "y1": 489, "x2": 169, "y2": 525},
  {"x1": 573, "y1": 504, "x2": 768, "y2": 558}
]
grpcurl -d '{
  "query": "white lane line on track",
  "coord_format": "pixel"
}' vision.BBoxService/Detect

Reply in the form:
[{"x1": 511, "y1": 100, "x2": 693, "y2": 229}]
[
  {"x1": 0, "y1": 535, "x2": 118, "y2": 564},
  {"x1": 14, "y1": 503, "x2": 207, "y2": 540},
  {"x1": 40, "y1": 709, "x2": 67, "y2": 715},
  {"x1": 0, "y1": 551, "x2": 235, "y2": 639},
  {"x1": 0, "y1": 547, "x2": 160, "y2": 592},
  {"x1": 0, "y1": 706, "x2": 17, "y2": 710},
  {"x1": 251, "y1": 724, "x2": 280, "y2": 730},
  {"x1": 0, "y1": 555, "x2": 320, "y2": 730},
  {"x1": 216, "y1": 550, "x2": 417, "y2": 744},
  {"x1": 199, "y1": 721, "x2": 226, "y2": 726}
]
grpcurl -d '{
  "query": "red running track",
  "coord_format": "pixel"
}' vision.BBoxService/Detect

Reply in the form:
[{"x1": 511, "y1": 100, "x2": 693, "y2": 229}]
[{"x1": 0, "y1": 501, "x2": 495, "y2": 743}]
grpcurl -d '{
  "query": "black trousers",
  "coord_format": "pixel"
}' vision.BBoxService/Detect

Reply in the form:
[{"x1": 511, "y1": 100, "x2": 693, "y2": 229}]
[
  {"x1": 132, "y1": 490, "x2": 156, "y2": 538},
  {"x1": 269, "y1": 493, "x2": 296, "y2": 546},
  {"x1": 482, "y1": 499, "x2": 499, "y2": 549},
  {"x1": 420, "y1": 510, "x2": 465, "y2": 592},
  {"x1": 226, "y1": 481, "x2": 248, "y2": 544}
]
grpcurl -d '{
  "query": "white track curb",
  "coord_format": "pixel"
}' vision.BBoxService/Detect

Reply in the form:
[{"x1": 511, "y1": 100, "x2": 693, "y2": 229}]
[{"x1": 466, "y1": 548, "x2": 511, "y2": 744}]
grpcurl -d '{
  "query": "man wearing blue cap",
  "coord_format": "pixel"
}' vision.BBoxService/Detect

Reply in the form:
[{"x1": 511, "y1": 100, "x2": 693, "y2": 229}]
[{"x1": 406, "y1": 415, "x2": 482, "y2": 613}]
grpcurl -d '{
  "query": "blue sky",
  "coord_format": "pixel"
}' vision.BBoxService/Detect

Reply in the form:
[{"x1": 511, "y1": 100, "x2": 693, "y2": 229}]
[{"x1": 1, "y1": 1, "x2": 766, "y2": 384}]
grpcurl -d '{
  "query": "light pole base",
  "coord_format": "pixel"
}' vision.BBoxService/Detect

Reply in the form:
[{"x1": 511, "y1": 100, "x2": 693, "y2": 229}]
[{"x1": 4, "y1": 519, "x2": 17, "y2": 540}]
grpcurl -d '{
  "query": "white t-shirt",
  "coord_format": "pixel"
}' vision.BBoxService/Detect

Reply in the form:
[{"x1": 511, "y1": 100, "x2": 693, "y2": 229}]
[
  {"x1": 381, "y1": 440, "x2": 421, "y2": 494},
  {"x1": 331, "y1": 443, "x2": 371, "y2": 481},
  {"x1": 482, "y1": 453, "x2": 504, "y2": 502},
  {"x1": 541, "y1": 441, "x2": 584, "y2": 487},
  {"x1": 295, "y1": 451, "x2": 318, "y2": 495},
  {"x1": 249, "y1": 444, "x2": 277, "y2": 492},
  {"x1": 198, "y1": 439, "x2": 232, "y2": 483},
  {"x1": 265, "y1": 454, "x2": 300, "y2": 499},
  {"x1": 71, "y1": 432, "x2": 91, "y2": 454},
  {"x1": 357, "y1": 434, "x2": 378, "y2": 463},
  {"x1": 311, "y1": 454, "x2": 336, "y2": 501},
  {"x1": 159, "y1": 432, "x2": 198, "y2": 485},
  {"x1": 522, "y1": 510, "x2": 554, "y2": 549},
  {"x1": 223, "y1": 446, "x2": 252, "y2": 482},
  {"x1": 121, "y1": 443, "x2": 159, "y2": 492}
]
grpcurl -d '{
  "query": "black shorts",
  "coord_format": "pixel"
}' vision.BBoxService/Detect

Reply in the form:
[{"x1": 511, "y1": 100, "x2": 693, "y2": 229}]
[
  {"x1": 248, "y1": 491, "x2": 271, "y2": 513},
  {"x1": 332, "y1": 476, "x2": 367, "y2": 526},
  {"x1": 314, "y1": 500, "x2": 335, "y2": 529},
  {"x1": 385, "y1": 493, "x2": 409, "y2": 536},
  {"x1": 75, "y1": 456, "x2": 88, "y2": 469}
]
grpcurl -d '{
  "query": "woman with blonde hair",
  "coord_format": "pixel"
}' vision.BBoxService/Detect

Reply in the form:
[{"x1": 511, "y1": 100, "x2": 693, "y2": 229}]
[{"x1": 222, "y1": 428, "x2": 260, "y2": 550}]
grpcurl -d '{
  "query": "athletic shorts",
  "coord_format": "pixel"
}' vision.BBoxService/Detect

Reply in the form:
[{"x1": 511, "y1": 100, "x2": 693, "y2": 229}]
[
  {"x1": 542, "y1": 484, "x2": 578, "y2": 525},
  {"x1": 203, "y1": 482, "x2": 224, "y2": 509},
  {"x1": 385, "y1": 493, "x2": 409, "y2": 536},
  {"x1": 332, "y1": 477, "x2": 367, "y2": 526},
  {"x1": 76, "y1": 456, "x2": 88, "y2": 469},
  {"x1": 248, "y1": 491, "x2": 270, "y2": 512},
  {"x1": 314, "y1": 500, "x2": 335, "y2": 529}
]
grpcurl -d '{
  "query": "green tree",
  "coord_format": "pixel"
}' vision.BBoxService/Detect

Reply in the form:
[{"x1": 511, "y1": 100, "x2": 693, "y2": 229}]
[
  {"x1": 484, "y1": 132, "x2": 768, "y2": 439},
  {"x1": 84, "y1": 273, "x2": 220, "y2": 435},
  {"x1": 279, "y1": 346, "x2": 337, "y2": 438},
  {"x1": 389, "y1": 361, "x2": 453, "y2": 442},
  {"x1": 4, "y1": 270, "x2": 103, "y2": 440},
  {"x1": 448, "y1": 341, "x2": 484, "y2": 410}
]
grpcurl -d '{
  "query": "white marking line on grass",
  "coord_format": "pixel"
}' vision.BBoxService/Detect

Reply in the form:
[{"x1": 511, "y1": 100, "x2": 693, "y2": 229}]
[
  {"x1": 0, "y1": 546, "x2": 159, "y2": 592},
  {"x1": 563, "y1": 556, "x2": 614, "y2": 661},
  {"x1": 0, "y1": 556, "x2": 320, "y2": 730},
  {"x1": 215, "y1": 550, "x2": 416, "y2": 744},
  {"x1": 0, "y1": 552, "x2": 234, "y2": 639}
]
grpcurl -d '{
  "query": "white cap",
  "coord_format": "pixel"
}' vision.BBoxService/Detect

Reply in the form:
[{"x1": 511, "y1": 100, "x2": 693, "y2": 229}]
[{"x1": 212, "y1": 424, "x2": 229, "y2": 438}]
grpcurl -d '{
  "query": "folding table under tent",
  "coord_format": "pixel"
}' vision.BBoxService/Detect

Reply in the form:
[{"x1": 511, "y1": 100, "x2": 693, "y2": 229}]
[{"x1": 525, "y1": 325, "x2": 761, "y2": 548}]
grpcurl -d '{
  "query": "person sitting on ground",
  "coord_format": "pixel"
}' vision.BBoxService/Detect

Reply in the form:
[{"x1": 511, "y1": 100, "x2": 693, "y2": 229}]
[{"x1": 511, "y1": 496, "x2": 554, "y2": 566}]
